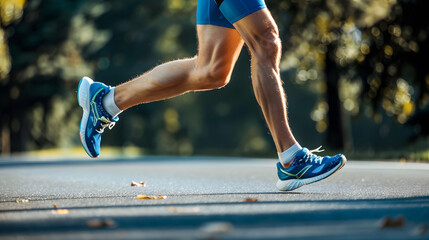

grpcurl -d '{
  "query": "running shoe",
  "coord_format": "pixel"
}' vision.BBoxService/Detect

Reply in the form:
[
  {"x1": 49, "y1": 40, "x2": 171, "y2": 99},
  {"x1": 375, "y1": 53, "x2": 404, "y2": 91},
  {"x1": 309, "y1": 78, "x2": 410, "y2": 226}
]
[
  {"x1": 276, "y1": 147, "x2": 346, "y2": 191},
  {"x1": 78, "y1": 77, "x2": 118, "y2": 158}
]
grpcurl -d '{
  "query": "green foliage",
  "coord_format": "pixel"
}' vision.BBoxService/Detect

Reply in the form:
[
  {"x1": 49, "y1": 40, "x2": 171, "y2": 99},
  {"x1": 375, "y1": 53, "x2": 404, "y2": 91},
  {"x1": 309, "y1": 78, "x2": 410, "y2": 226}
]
[
  {"x1": 1, "y1": 0, "x2": 428, "y2": 155},
  {"x1": 1, "y1": 0, "x2": 104, "y2": 153},
  {"x1": 0, "y1": 0, "x2": 273, "y2": 156},
  {"x1": 270, "y1": 0, "x2": 429, "y2": 149}
]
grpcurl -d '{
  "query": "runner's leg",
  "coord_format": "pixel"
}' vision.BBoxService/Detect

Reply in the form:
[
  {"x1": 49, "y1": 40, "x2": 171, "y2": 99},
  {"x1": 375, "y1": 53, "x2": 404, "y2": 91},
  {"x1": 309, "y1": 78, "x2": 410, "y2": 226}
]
[
  {"x1": 78, "y1": 24, "x2": 243, "y2": 158},
  {"x1": 211, "y1": 1, "x2": 346, "y2": 190},
  {"x1": 113, "y1": 25, "x2": 243, "y2": 110},
  {"x1": 232, "y1": 9, "x2": 297, "y2": 154}
]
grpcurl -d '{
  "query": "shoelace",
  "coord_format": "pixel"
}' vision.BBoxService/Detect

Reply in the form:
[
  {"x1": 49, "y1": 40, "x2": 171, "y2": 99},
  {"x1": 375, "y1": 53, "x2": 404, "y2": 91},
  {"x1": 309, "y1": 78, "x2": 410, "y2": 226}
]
[
  {"x1": 299, "y1": 146, "x2": 325, "y2": 164},
  {"x1": 96, "y1": 116, "x2": 116, "y2": 133}
]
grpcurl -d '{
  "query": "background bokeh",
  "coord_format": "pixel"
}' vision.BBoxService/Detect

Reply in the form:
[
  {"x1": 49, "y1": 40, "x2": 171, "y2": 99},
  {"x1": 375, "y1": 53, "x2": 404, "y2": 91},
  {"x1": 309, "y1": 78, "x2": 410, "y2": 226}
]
[{"x1": 1, "y1": 0, "x2": 428, "y2": 159}]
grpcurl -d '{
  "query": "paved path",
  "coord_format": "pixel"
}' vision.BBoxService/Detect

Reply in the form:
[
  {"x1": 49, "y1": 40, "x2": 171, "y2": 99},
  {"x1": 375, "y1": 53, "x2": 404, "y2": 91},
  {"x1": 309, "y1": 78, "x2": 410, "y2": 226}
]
[{"x1": 0, "y1": 157, "x2": 429, "y2": 239}]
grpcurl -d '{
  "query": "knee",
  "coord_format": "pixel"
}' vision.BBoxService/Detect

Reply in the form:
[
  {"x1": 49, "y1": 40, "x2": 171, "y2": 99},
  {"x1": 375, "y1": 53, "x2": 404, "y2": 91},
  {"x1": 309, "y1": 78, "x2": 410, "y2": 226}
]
[
  {"x1": 198, "y1": 64, "x2": 232, "y2": 90},
  {"x1": 247, "y1": 28, "x2": 281, "y2": 61}
]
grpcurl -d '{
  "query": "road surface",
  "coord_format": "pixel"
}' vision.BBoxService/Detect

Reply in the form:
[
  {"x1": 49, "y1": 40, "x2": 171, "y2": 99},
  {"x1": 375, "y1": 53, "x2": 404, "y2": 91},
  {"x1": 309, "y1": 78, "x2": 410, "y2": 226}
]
[{"x1": 0, "y1": 156, "x2": 428, "y2": 239}]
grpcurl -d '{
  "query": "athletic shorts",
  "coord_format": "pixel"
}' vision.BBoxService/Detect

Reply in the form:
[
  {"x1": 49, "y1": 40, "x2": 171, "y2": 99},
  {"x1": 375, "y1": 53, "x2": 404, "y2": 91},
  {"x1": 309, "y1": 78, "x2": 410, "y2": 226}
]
[{"x1": 196, "y1": 0, "x2": 267, "y2": 29}]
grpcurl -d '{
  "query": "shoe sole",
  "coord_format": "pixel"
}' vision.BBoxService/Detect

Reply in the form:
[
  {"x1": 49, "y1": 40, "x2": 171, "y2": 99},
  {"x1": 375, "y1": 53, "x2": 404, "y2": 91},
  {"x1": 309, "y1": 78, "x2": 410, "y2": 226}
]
[
  {"x1": 78, "y1": 77, "x2": 97, "y2": 158},
  {"x1": 276, "y1": 155, "x2": 347, "y2": 191}
]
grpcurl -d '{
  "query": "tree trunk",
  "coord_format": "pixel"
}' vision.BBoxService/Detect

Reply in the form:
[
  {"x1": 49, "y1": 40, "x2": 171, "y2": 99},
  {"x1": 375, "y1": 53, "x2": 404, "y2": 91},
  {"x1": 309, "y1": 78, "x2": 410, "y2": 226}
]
[
  {"x1": 325, "y1": 43, "x2": 352, "y2": 150},
  {"x1": 1, "y1": 124, "x2": 10, "y2": 155}
]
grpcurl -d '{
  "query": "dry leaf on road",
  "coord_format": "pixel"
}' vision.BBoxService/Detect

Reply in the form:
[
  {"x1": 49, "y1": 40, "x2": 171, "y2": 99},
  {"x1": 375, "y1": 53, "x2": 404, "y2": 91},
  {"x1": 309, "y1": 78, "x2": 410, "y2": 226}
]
[
  {"x1": 52, "y1": 209, "x2": 70, "y2": 215},
  {"x1": 131, "y1": 181, "x2": 147, "y2": 187},
  {"x1": 136, "y1": 195, "x2": 167, "y2": 200},
  {"x1": 245, "y1": 198, "x2": 258, "y2": 202},
  {"x1": 379, "y1": 215, "x2": 406, "y2": 228},
  {"x1": 51, "y1": 203, "x2": 69, "y2": 214},
  {"x1": 15, "y1": 198, "x2": 30, "y2": 203},
  {"x1": 86, "y1": 219, "x2": 116, "y2": 228}
]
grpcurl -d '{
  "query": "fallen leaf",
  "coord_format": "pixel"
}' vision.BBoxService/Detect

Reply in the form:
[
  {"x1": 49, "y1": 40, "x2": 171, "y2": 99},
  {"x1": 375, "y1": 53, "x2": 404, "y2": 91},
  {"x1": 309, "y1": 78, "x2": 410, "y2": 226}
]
[
  {"x1": 136, "y1": 195, "x2": 166, "y2": 200},
  {"x1": 131, "y1": 181, "x2": 147, "y2": 187},
  {"x1": 52, "y1": 209, "x2": 70, "y2": 215},
  {"x1": 86, "y1": 219, "x2": 116, "y2": 228},
  {"x1": 15, "y1": 198, "x2": 30, "y2": 203},
  {"x1": 245, "y1": 198, "x2": 258, "y2": 202},
  {"x1": 136, "y1": 195, "x2": 150, "y2": 199},
  {"x1": 379, "y1": 215, "x2": 406, "y2": 228}
]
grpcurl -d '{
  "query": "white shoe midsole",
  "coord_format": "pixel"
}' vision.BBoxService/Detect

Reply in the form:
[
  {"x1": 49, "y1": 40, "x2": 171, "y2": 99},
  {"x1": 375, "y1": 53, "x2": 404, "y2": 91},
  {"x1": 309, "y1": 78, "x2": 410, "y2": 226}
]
[
  {"x1": 78, "y1": 77, "x2": 94, "y2": 156},
  {"x1": 276, "y1": 158, "x2": 346, "y2": 191}
]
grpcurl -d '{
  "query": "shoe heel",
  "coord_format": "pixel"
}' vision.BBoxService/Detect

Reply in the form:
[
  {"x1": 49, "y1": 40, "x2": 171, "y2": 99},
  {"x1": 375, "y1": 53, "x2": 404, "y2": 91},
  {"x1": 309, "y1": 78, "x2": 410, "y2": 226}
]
[{"x1": 78, "y1": 77, "x2": 93, "y2": 111}]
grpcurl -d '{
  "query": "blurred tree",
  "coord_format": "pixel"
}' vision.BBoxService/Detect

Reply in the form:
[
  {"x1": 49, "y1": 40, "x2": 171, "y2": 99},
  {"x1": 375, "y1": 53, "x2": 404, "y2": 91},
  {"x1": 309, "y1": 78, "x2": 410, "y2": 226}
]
[
  {"x1": 1, "y1": 0, "x2": 104, "y2": 153},
  {"x1": 1, "y1": 0, "x2": 27, "y2": 154},
  {"x1": 2, "y1": 0, "x2": 428, "y2": 155},
  {"x1": 1, "y1": 0, "x2": 270, "y2": 156},
  {"x1": 272, "y1": 0, "x2": 429, "y2": 150},
  {"x1": 358, "y1": 0, "x2": 429, "y2": 142}
]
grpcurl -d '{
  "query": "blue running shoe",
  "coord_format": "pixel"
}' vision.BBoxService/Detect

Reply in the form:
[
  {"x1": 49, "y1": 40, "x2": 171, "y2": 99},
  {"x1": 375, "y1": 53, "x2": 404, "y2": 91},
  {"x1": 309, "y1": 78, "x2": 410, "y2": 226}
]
[
  {"x1": 276, "y1": 147, "x2": 346, "y2": 191},
  {"x1": 78, "y1": 77, "x2": 118, "y2": 158}
]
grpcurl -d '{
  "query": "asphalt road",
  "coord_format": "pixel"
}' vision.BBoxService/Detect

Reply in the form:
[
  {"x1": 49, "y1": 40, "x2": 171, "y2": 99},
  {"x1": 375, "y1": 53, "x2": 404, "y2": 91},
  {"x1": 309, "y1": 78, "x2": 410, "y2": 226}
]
[{"x1": 0, "y1": 156, "x2": 429, "y2": 240}]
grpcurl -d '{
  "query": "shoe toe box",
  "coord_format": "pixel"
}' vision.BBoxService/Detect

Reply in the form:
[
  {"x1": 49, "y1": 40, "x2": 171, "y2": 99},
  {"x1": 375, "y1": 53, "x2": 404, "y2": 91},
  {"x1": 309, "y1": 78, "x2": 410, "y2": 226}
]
[{"x1": 326, "y1": 154, "x2": 346, "y2": 170}]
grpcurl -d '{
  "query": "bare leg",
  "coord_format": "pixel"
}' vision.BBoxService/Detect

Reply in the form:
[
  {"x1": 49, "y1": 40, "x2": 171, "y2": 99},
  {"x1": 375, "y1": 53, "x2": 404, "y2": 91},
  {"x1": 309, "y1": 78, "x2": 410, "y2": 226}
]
[
  {"x1": 114, "y1": 25, "x2": 243, "y2": 110},
  {"x1": 233, "y1": 9, "x2": 297, "y2": 153}
]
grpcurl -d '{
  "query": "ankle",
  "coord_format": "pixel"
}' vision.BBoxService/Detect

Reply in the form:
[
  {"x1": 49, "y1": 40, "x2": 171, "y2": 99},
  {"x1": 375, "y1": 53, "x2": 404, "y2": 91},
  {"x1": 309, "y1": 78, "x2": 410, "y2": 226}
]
[
  {"x1": 281, "y1": 160, "x2": 294, "y2": 168},
  {"x1": 102, "y1": 88, "x2": 122, "y2": 118},
  {"x1": 278, "y1": 143, "x2": 302, "y2": 167}
]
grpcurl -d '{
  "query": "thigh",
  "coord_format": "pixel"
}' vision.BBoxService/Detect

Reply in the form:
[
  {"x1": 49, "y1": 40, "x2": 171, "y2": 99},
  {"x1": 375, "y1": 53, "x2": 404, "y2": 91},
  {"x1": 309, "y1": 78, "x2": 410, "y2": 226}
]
[
  {"x1": 232, "y1": 8, "x2": 280, "y2": 51},
  {"x1": 195, "y1": 24, "x2": 244, "y2": 73}
]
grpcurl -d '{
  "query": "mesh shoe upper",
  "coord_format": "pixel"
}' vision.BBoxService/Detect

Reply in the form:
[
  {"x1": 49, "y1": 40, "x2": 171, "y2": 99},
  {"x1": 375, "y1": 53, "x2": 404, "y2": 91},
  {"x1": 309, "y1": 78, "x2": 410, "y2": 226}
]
[
  {"x1": 84, "y1": 82, "x2": 118, "y2": 157},
  {"x1": 277, "y1": 148, "x2": 344, "y2": 181}
]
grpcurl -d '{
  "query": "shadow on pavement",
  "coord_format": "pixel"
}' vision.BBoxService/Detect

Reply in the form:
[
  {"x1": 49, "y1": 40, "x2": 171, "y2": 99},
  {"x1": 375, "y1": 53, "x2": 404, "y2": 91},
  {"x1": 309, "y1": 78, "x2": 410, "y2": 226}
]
[{"x1": 1, "y1": 195, "x2": 428, "y2": 214}]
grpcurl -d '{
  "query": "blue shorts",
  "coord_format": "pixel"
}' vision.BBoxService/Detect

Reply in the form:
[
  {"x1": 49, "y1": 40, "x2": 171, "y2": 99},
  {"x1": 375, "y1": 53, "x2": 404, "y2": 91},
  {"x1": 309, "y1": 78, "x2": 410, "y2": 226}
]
[{"x1": 196, "y1": 0, "x2": 267, "y2": 29}]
